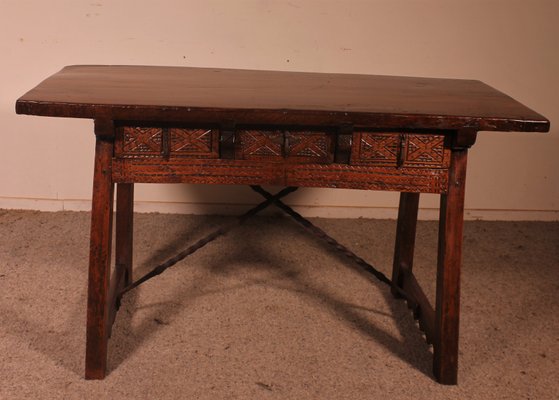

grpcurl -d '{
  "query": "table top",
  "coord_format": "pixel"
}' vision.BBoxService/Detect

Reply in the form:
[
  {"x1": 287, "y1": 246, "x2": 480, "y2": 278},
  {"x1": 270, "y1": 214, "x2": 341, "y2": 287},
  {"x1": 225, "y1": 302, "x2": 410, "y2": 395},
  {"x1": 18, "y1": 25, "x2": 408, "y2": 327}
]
[{"x1": 16, "y1": 65, "x2": 549, "y2": 132}]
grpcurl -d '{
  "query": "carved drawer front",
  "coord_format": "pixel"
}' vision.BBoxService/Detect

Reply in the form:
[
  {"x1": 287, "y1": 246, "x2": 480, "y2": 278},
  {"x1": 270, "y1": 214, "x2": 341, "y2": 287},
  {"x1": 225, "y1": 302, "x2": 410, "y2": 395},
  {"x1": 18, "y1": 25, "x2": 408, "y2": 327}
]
[
  {"x1": 116, "y1": 126, "x2": 219, "y2": 159},
  {"x1": 351, "y1": 132, "x2": 450, "y2": 168},
  {"x1": 235, "y1": 129, "x2": 284, "y2": 161},
  {"x1": 285, "y1": 131, "x2": 335, "y2": 163},
  {"x1": 235, "y1": 129, "x2": 335, "y2": 163}
]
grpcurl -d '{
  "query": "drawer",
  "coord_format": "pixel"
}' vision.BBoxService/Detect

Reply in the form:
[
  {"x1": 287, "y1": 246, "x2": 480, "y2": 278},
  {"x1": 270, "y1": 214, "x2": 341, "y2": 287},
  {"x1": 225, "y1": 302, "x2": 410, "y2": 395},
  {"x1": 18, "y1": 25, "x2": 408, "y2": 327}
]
[
  {"x1": 235, "y1": 129, "x2": 335, "y2": 163},
  {"x1": 113, "y1": 127, "x2": 452, "y2": 194},
  {"x1": 351, "y1": 132, "x2": 450, "y2": 168},
  {"x1": 115, "y1": 126, "x2": 219, "y2": 159}
]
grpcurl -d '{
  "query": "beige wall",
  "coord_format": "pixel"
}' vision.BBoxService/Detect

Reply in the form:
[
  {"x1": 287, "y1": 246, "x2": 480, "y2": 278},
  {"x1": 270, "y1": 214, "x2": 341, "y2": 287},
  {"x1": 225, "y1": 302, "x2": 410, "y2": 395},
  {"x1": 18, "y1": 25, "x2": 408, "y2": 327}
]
[{"x1": 2, "y1": 0, "x2": 557, "y2": 220}]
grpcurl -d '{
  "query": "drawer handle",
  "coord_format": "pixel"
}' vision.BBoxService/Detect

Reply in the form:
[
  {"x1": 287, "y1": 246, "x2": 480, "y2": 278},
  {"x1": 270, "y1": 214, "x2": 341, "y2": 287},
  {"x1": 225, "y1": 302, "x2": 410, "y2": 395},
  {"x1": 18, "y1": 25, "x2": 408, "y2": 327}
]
[{"x1": 397, "y1": 133, "x2": 407, "y2": 168}]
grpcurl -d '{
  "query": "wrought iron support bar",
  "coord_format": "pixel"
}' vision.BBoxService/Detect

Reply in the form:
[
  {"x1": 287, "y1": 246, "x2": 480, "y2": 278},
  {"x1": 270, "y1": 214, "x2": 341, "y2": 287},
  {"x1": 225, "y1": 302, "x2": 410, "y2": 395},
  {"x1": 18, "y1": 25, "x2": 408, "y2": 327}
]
[
  {"x1": 119, "y1": 185, "x2": 418, "y2": 316},
  {"x1": 249, "y1": 185, "x2": 418, "y2": 311},
  {"x1": 118, "y1": 186, "x2": 298, "y2": 298}
]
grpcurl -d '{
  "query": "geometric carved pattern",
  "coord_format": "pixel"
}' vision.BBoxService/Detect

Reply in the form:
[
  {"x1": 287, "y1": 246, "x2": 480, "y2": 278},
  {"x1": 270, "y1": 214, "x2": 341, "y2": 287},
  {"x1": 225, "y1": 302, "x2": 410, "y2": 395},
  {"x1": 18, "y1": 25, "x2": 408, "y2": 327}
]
[
  {"x1": 285, "y1": 132, "x2": 334, "y2": 163},
  {"x1": 170, "y1": 128, "x2": 218, "y2": 158},
  {"x1": 170, "y1": 128, "x2": 211, "y2": 153},
  {"x1": 112, "y1": 158, "x2": 449, "y2": 194},
  {"x1": 286, "y1": 163, "x2": 449, "y2": 193},
  {"x1": 113, "y1": 127, "x2": 452, "y2": 193},
  {"x1": 357, "y1": 133, "x2": 400, "y2": 165},
  {"x1": 117, "y1": 126, "x2": 218, "y2": 159},
  {"x1": 352, "y1": 132, "x2": 449, "y2": 168},
  {"x1": 236, "y1": 130, "x2": 334, "y2": 163},
  {"x1": 236, "y1": 130, "x2": 283, "y2": 160},
  {"x1": 122, "y1": 127, "x2": 162, "y2": 157},
  {"x1": 405, "y1": 134, "x2": 448, "y2": 167}
]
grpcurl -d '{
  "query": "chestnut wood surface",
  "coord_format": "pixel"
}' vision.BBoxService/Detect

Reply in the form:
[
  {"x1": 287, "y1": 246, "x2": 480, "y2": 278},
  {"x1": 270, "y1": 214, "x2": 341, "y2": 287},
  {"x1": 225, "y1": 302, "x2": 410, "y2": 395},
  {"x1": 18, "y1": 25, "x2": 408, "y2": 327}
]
[
  {"x1": 16, "y1": 65, "x2": 549, "y2": 132},
  {"x1": 85, "y1": 122, "x2": 115, "y2": 380}
]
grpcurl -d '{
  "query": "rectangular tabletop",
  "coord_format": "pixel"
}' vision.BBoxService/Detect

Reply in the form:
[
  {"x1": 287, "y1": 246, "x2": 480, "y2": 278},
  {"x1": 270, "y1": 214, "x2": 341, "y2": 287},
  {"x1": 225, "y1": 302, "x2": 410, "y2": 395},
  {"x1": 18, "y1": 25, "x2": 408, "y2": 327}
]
[{"x1": 16, "y1": 65, "x2": 549, "y2": 132}]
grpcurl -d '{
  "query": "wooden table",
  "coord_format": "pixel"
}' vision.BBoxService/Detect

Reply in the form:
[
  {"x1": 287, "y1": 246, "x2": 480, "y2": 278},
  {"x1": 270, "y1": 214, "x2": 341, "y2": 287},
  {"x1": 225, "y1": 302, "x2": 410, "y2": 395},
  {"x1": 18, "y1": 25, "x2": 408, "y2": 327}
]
[{"x1": 16, "y1": 65, "x2": 549, "y2": 384}]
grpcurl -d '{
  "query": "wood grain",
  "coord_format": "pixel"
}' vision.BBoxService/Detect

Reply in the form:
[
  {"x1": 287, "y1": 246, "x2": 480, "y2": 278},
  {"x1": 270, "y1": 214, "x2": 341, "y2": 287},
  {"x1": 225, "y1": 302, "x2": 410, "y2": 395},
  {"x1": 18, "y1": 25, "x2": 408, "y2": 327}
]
[
  {"x1": 85, "y1": 123, "x2": 115, "y2": 380},
  {"x1": 391, "y1": 192, "x2": 420, "y2": 296},
  {"x1": 16, "y1": 65, "x2": 549, "y2": 133},
  {"x1": 433, "y1": 149, "x2": 468, "y2": 385},
  {"x1": 115, "y1": 183, "x2": 134, "y2": 285}
]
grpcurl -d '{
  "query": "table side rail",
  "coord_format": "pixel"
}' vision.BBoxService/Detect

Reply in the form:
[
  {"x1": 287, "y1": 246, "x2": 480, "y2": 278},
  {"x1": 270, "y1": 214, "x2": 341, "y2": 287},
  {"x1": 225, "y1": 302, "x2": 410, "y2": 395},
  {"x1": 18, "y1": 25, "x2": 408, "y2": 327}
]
[{"x1": 112, "y1": 123, "x2": 453, "y2": 194}]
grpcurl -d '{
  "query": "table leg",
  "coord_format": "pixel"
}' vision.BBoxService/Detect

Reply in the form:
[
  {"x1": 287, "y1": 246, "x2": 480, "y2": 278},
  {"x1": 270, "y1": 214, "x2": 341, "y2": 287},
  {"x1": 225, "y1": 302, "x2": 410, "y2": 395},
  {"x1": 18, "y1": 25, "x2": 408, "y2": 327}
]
[
  {"x1": 85, "y1": 134, "x2": 115, "y2": 380},
  {"x1": 116, "y1": 183, "x2": 134, "y2": 286},
  {"x1": 391, "y1": 192, "x2": 420, "y2": 297},
  {"x1": 433, "y1": 149, "x2": 468, "y2": 384},
  {"x1": 103, "y1": 183, "x2": 135, "y2": 339}
]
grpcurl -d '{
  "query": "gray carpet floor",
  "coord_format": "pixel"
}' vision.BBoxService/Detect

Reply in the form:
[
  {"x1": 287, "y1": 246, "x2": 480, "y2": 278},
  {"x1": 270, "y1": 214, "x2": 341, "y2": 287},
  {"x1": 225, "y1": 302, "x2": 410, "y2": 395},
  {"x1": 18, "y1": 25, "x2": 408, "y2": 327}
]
[{"x1": 0, "y1": 210, "x2": 557, "y2": 399}]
